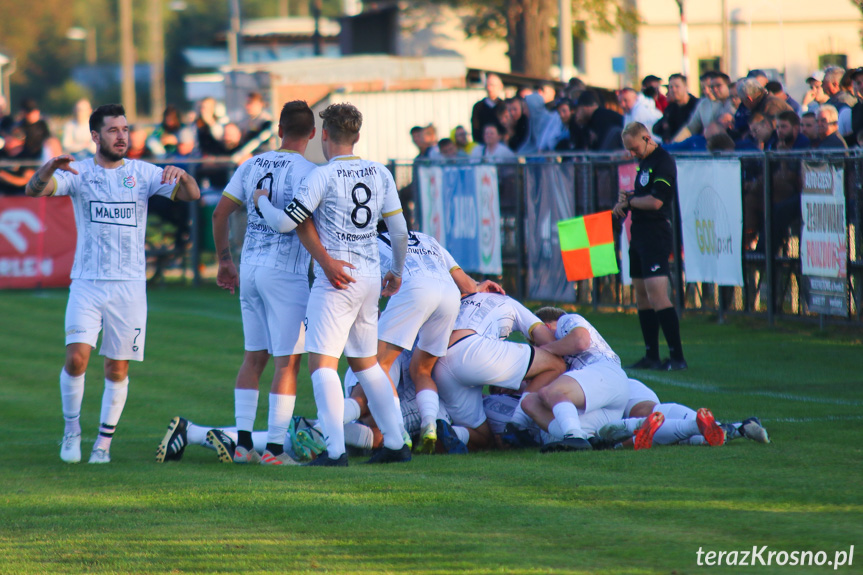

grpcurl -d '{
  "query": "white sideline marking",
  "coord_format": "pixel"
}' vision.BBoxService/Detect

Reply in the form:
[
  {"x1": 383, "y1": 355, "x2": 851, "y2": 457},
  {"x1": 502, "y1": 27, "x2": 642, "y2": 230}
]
[
  {"x1": 764, "y1": 414, "x2": 863, "y2": 423},
  {"x1": 638, "y1": 373, "x2": 863, "y2": 407}
]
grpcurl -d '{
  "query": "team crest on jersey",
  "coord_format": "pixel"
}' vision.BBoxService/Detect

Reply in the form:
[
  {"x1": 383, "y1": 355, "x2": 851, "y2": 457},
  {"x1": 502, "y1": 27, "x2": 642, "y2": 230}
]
[
  {"x1": 123, "y1": 175, "x2": 136, "y2": 189},
  {"x1": 638, "y1": 170, "x2": 650, "y2": 187}
]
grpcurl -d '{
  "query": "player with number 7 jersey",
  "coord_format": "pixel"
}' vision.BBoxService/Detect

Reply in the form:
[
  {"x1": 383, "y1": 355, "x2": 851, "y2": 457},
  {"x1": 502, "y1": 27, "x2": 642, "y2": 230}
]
[{"x1": 256, "y1": 102, "x2": 410, "y2": 466}]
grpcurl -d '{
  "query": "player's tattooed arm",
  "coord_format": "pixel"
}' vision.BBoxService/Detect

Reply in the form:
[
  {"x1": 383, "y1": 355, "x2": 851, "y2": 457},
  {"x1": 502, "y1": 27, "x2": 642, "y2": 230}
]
[{"x1": 25, "y1": 154, "x2": 78, "y2": 197}]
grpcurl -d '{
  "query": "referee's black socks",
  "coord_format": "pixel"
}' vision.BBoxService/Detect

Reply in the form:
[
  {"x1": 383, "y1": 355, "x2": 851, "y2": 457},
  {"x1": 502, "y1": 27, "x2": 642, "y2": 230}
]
[
  {"x1": 637, "y1": 309, "x2": 661, "y2": 360},
  {"x1": 656, "y1": 307, "x2": 685, "y2": 361}
]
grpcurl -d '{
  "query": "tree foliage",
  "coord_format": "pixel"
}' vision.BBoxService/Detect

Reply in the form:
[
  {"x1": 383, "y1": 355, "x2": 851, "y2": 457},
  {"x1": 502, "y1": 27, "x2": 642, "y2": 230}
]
[{"x1": 430, "y1": 0, "x2": 640, "y2": 77}]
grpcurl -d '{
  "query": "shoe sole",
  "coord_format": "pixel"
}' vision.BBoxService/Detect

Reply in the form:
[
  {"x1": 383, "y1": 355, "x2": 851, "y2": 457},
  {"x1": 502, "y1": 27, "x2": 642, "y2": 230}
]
[
  {"x1": 155, "y1": 417, "x2": 181, "y2": 463},
  {"x1": 415, "y1": 433, "x2": 437, "y2": 455},
  {"x1": 697, "y1": 408, "x2": 726, "y2": 447},
  {"x1": 295, "y1": 430, "x2": 326, "y2": 458},
  {"x1": 634, "y1": 412, "x2": 666, "y2": 451},
  {"x1": 61, "y1": 437, "x2": 82, "y2": 464},
  {"x1": 742, "y1": 421, "x2": 770, "y2": 444},
  {"x1": 206, "y1": 430, "x2": 236, "y2": 463}
]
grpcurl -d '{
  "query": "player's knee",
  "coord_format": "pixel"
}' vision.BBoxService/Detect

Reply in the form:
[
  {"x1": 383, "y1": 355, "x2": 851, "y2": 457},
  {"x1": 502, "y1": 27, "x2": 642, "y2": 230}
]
[
  {"x1": 521, "y1": 392, "x2": 542, "y2": 417},
  {"x1": 104, "y1": 360, "x2": 128, "y2": 382},
  {"x1": 64, "y1": 349, "x2": 89, "y2": 376},
  {"x1": 243, "y1": 350, "x2": 270, "y2": 373}
]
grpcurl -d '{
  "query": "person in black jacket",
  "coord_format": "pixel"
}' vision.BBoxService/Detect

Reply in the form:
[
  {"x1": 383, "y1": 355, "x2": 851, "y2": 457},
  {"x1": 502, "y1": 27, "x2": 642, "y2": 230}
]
[
  {"x1": 613, "y1": 122, "x2": 687, "y2": 371},
  {"x1": 653, "y1": 74, "x2": 698, "y2": 143}
]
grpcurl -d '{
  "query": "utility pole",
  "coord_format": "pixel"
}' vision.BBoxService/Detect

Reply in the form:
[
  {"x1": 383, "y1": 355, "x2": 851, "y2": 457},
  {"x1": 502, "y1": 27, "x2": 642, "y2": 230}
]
[
  {"x1": 676, "y1": 0, "x2": 689, "y2": 77},
  {"x1": 228, "y1": 0, "x2": 242, "y2": 67},
  {"x1": 558, "y1": 0, "x2": 574, "y2": 81},
  {"x1": 149, "y1": 0, "x2": 166, "y2": 121},
  {"x1": 119, "y1": 0, "x2": 136, "y2": 121}
]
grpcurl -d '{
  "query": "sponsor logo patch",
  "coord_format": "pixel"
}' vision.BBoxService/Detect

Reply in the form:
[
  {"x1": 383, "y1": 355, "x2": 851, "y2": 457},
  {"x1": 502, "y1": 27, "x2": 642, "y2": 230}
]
[{"x1": 89, "y1": 201, "x2": 137, "y2": 227}]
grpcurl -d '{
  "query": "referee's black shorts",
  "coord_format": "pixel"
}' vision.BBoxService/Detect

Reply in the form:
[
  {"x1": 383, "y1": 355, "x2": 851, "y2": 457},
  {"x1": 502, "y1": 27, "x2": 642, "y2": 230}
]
[{"x1": 629, "y1": 220, "x2": 672, "y2": 279}]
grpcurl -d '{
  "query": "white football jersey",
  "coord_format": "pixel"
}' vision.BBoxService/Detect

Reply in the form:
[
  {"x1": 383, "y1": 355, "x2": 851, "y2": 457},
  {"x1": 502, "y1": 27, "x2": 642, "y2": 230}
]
[
  {"x1": 293, "y1": 155, "x2": 402, "y2": 278},
  {"x1": 453, "y1": 293, "x2": 543, "y2": 341},
  {"x1": 52, "y1": 158, "x2": 177, "y2": 280},
  {"x1": 555, "y1": 313, "x2": 620, "y2": 369},
  {"x1": 222, "y1": 150, "x2": 316, "y2": 274},
  {"x1": 378, "y1": 231, "x2": 457, "y2": 282}
]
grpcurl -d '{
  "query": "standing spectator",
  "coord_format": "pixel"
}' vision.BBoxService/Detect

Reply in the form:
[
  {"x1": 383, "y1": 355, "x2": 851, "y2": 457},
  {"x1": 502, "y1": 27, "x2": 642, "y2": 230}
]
[
  {"x1": 573, "y1": 90, "x2": 624, "y2": 151},
  {"x1": 18, "y1": 99, "x2": 51, "y2": 160},
  {"x1": 451, "y1": 125, "x2": 476, "y2": 155},
  {"x1": 470, "y1": 123, "x2": 515, "y2": 161},
  {"x1": 765, "y1": 81, "x2": 802, "y2": 116},
  {"x1": 411, "y1": 125, "x2": 434, "y2": 159},
  {"x1": 699, "y1": 71, "x2": 715, "y2": 101},
  {"x1": 800, "y1": 112, "x2": 820, "y2": 147},
  {"x1": 823, "y1": 67, "x2": 856, "y2": 112},
  {"x1": 733, "y1": 78, "x2": 792, "y2": 140},
  {"x1": 673, "y1": 72, "x2": 735, "y2": 142},
  {"x1": 195, "y1": 97, "x2": 226, "y2": 156},
  {"x1": 641, "y1": 74, "x2": 668, "y2": 112},
  {"x1": 747, "y1": 69, "x2": 769, "y2": 87},
  {"x1": 837, "y1": 67, "x2": 863, "y2": 142},
  {"x1": 238, "y1": 92, "x2": 275, "y2": 155},
  {"x1": 816, "y1": 105, "x2": 847, "y2": 149},
  {"x1": 502, "y1": 97, "x2": 529, "y2": 152},
  {"x1": 147, "y1": 105, "x2": 183, "y2": 157},
  {"x1": 613, "y1": 122, "x2": 687, "y2": 371},
  {"x1": 471, "y1": 74, "x2": 505, "y2": 144},
  {"x1": 746, "y1": 113, "x2": 778, "y2": 150},
  {"x1": 438, "y1": 138, "x2": 459, "y2": 158},
  {"x1": 61, "y1": 99, "x2": 97, "y2": 158},
  {"x1": 801, "y1": 74, "x2": 828, "y2": 113},
  {"x1": 126, "y1": 125, "x2": 153, "y2": 160},
  {"x1": 774, "y1": 111, "x2": 810, "y2": 150},
  {"x1": 653, "y1": 74, "x2": 698, "y2": 143},
  {"x1": 537, "y1": 99, "x2": 570, "y2": 151},
  {"x1": 0, "y1": 127, "x2": 35, "y2": 195},
  {"x1": 619, "y1": 87, "x2": 662, "y2": 141}
]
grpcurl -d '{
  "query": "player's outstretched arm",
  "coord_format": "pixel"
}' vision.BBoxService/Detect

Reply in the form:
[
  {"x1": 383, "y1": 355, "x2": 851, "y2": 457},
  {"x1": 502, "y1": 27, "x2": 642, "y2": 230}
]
[
  {"x1": 296, "y1": 219, "x2": 356, "y2": 290},
  {"x1": 25, "y1": 155, "x2": 78, "y2": 197},
  {"x1": 163, "y1": 166, "x2": 201, "y2": 201},
  {"x1": 212, "y1": 195, "x2": 241, "y2": 294}
]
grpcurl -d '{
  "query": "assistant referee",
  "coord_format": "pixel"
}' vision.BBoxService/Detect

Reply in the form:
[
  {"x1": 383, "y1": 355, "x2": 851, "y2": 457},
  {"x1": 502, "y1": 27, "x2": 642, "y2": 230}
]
[{"x1": 613, "y1": 122, "x2": 687, "y2": 371}]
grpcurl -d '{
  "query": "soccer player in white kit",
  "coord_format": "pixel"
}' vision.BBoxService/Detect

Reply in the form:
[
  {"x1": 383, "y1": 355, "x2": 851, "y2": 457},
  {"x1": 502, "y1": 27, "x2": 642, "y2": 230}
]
[
  {"x1": 158, "y1": 101, "x2": 318, "y2": 466},
  {"x1": 376, "y1": 230, "x2": 504, "y2": 453},
  {"x1": 25, "y1": 104, "x2": 201, "y2": 464},
  {"x1": 255, "y1": 103, "x2": 410, "y2": 466},
  {"x1": 431, "y1": 293, "x2": 565, "y2": 450},
  {"x1": 522, "y1": 307, "x2": 630, "y2": 452}
]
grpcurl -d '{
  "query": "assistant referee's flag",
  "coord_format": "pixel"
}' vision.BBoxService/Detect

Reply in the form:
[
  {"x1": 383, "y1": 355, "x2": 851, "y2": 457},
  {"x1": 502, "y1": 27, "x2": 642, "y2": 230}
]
[{"x1": 557, "y1": 211, "x2": 619, "y2": 282}]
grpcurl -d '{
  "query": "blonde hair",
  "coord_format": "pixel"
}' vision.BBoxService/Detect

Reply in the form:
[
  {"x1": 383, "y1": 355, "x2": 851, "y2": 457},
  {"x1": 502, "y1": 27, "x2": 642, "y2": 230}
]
[{"x1": 319, "y1": 103, "x2": 362, "y2": 144}]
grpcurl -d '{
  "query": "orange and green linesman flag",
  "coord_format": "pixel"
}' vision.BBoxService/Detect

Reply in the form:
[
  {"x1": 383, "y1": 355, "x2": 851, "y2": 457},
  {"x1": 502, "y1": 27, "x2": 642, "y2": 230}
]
[{"x1": 557, "y1": 211, "x2": 619, "y2": 281}]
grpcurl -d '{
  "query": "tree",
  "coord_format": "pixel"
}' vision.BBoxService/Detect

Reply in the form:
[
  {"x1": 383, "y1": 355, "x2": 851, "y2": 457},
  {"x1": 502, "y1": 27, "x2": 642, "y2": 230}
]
[{"x1": 437, "y1": 0, "x2": 640, "y2": 77}]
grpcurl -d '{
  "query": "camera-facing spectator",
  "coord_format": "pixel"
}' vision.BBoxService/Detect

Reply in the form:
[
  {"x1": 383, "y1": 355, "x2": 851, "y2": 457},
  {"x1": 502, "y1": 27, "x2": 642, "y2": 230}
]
[
  {"x1": 411, "y1": 125, "x2": 437, "y2": 159},
  {"x1": 470, "y1": 123, "x2": 515, "y2": 161},
  {"x1": 438, "y1": 138, "x2": 460, "y2": 159},
  {"x1": 0, "y1": 127, "x2": 35, "y2": 196},
  {"x1": 18, "y1": 99, "x2": 51, "y2": 160},
  {"x1": 471, "y1": 73, "x2": 505, "y2": 144},
  {"x1": 126, "y1": 125, "x2": 153, "y2": 160},
  {"x1": 774, "y1": 111, "x2": 810, "y2": 150},
  {"x1": 61, "y1": 99, "x2": 96, "y2": 158},
  {"x1": 674, "y1": 72, "x2": 735, "y2": 142},
  {"x1": 238, "y1": 92, "x2": 275, "y2": 155},
  {"x1": 800, "y1": 112, "x2": 820, "y2": 147},
  {"x1": 619, "y1": 87, "x2": 662, "y2": 141},
  {"x1": 147, "y1": 105, "x2": 183, "y2": 157},
  {"x1": 451, "y1": 125, "x2": 476, "y2": 155},
  {"x1": 816, "y1": 104, "x2": 847, "y2": 149},
  {"x1": 823, "y1": 67, "x2": 856, "y2": 112},
  {"x1": 195, "y1": 97, "x2": 227, "y2": 157},
  {"x1": 801, "y1": 74, "x2": 829, "y2": 113},
  {"x1": 641, "y1": 74, "x2": 668, "y2": 112},
  {"x1": 653, "y1": 73, "x2": 698, "y2": 143},
  {"x1": 501, "y1": 97, "x2": 529, "y2": 152}
]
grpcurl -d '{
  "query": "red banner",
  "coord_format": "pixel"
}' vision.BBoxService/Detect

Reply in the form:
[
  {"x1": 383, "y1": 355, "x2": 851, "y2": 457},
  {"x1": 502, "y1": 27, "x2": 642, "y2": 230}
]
[{"x1": 0, "y1": 196, "x2": 76, "y2": 289}]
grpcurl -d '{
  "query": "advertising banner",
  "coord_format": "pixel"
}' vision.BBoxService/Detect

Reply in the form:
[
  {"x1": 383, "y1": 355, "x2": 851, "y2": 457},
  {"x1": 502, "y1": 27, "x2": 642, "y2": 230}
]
[
  {"x1": 0, "y1": 196, "x2": 75, "y2": 289},
  {"x1": 525, "y1": 163, "x2": 575, "y2": 300},
  {"x1": 677, "y1": 159, "x2": 744, "y2": 286}
]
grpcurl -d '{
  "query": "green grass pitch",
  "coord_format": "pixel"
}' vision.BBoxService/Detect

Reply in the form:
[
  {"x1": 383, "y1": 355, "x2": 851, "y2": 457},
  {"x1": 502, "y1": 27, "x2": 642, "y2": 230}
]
[{"x1": 0, "y1": 285, "x2": 861, "y2": 574}]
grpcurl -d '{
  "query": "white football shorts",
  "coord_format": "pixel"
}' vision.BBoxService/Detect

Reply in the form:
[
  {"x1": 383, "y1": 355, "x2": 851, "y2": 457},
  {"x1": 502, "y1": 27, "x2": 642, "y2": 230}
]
[
  {"x1": 432, "y1": 335, "x2": 534, "y2": 429},
  {"x1": 623, "y1": 378, "x2": 661, "y2": 418},
  {"x1": 560, "y1": 362, "x2": 630, "y2": 435},
  {"x1": 378, "y1": 278, "x2": 460, "y2": 357},
  {"x1": 240, "y1": 264, "x2": 309, "y2": 356},
  {"x1": 64, "y1": 279, "x2": 147, "y2": 361},
  {"x1": 304, "y1": 275, "x2": 379, "y2": 358}
]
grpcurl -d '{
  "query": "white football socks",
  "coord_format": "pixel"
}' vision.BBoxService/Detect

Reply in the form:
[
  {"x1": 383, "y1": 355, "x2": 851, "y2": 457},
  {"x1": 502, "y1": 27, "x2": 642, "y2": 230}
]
[
  {"x1": 60, "y1": 369, "x2": 85, "y2": 435},
  {"x1": 94, "y1": 378, "x2": 128, "y2": 452},
  {"x1": 343, "y1": 397, "x2": 362, "y2": 423},
  {"x1": 267, "y1": 393, "x2": 295, "y2": 446},
  {"x1": 355, "y1": 365, "x2": 404, "y2": 450},
  {"x1": 234, "y1": 388, "x2": 259, "y2": 432},
  {"x1": 416, "y1": 389, "x2": 440, "y2": 429},
  {"x1": 551, "y1": 402, "x2": 586, "y2": 439},
  {"x1": 312, "y1": 368, "x2": 345, "y2": 458},
  {"x1": 344, "y1": 422, "x2": 375, "y2": 450}
]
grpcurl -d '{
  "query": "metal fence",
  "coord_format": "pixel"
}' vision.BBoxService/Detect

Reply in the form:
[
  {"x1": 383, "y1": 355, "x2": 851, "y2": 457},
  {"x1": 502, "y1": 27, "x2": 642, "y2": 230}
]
[
  {"x1": 390, "y1": 150, "x2": 863, "y2": 326},
  {"x1": 3, "y1": 151, "x2": 861, "y2": 325}
]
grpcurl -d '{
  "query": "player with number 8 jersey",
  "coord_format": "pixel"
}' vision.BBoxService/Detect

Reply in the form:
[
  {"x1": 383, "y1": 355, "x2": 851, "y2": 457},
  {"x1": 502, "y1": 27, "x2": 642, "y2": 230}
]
[{"x1": 256, "y1": 102, "x2": 410, "y2": 466}]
